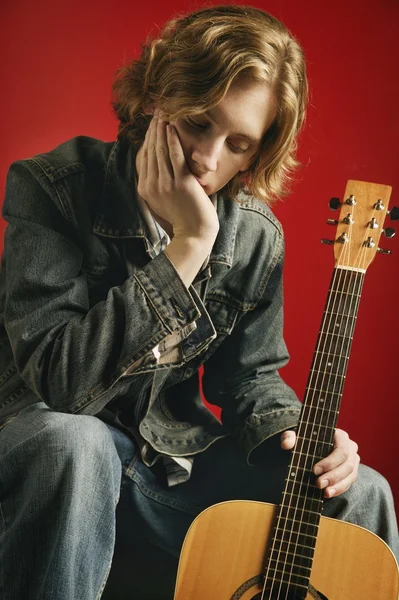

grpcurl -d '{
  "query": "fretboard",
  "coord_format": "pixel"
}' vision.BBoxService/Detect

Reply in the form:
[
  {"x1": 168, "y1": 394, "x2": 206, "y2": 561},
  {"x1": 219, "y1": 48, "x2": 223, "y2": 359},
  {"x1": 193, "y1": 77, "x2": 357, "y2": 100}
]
[{"x1": 262, "y1": 266, "x2": 365, "y2": 598}]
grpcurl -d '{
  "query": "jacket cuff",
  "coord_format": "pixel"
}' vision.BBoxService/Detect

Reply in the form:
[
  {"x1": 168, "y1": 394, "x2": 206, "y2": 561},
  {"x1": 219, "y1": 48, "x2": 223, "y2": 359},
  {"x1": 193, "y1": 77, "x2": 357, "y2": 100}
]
[
  {"x1": 134, "y1": 251, "x2": 201, "y2": 332},
  {"x1": 239, "y1": 408, "x2": 301, "y2": 465}
]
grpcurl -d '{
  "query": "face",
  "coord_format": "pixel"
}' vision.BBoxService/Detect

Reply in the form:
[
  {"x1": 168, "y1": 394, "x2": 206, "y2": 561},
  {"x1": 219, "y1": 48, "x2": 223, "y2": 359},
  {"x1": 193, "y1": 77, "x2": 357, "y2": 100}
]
[{"x1": 173, "y1": 78, "x2": 277, "y2": 195}]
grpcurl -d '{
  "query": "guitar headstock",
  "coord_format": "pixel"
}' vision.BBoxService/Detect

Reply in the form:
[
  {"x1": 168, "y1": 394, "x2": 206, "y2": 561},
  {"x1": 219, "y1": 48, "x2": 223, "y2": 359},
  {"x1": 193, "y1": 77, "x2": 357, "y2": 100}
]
[{"x1": 325, "y1": 180, "x2": 395, "y2": 271}]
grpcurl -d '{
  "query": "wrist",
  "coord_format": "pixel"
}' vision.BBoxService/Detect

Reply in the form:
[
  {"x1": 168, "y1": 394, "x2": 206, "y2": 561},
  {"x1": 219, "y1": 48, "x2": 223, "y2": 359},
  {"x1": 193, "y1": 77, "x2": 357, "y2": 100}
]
[{"x1": 164, "y1": 236, "x2": 215, "y2": 288}]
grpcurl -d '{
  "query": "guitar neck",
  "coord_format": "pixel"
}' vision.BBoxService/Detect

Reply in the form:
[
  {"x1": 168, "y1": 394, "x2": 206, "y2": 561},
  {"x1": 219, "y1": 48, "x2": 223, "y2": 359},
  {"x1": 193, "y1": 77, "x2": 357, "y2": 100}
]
[
  {"x1": 298, "y1": 266, "x2": 365, "y2": 460},
  {"x1": 264, "y1": 266, "x2": 365, "y2": 594}
]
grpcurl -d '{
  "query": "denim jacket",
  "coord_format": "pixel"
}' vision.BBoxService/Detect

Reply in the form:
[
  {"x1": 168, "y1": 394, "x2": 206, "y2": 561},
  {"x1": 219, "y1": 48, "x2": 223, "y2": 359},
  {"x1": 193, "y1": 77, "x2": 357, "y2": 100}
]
[{"x1": 0, "y1": 136, "x2": 301, "y2": 464}]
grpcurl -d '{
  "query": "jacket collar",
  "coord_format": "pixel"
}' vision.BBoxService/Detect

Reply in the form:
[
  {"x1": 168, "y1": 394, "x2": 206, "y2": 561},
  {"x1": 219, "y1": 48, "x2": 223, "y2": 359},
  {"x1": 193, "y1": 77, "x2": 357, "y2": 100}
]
[{"x1": 93, "y1": 138, "x2": 238, "y2": 269}]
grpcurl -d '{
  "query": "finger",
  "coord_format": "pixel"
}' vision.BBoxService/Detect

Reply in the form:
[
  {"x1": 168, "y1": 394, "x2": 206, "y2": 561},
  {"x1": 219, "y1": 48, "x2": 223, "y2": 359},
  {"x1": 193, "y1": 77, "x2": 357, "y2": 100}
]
[
  {"x1": 313, "y1": 432, "x2": 358, "y2": 476},
  {"x1": 280, "y1": 430, "x2": 296, "y2": 450},
  {"x1": 315, "y1": 452, "x2": 360, "y2": 494},
  {"x1": 147, "y1": 113, "x2": 159, "y2": 178},
  {"x1": 167, "y1": 124, "x2": 188, "y2": 176},
  {"x1": 139, "y1": 117, "x2": 152, "y2": 182},
  {"x1": 157, "y1": 117, "x2": 173, "y2": 180},
  {"x1": 319, "y1": 455, "x2": 360, "y2": 498}
]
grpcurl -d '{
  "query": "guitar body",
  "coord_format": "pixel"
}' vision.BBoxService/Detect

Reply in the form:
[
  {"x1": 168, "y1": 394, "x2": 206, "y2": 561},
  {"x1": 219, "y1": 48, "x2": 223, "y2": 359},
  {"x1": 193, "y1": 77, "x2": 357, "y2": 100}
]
[{"x1": 174, "y1": 500, "x2": 399, "y2": 600}]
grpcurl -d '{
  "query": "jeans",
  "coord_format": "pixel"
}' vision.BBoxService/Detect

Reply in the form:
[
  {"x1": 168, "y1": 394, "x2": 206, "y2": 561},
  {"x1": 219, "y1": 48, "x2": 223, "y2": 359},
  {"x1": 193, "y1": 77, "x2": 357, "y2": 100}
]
[{"x1": 0, "y1": 403, "x2": 398, "y2": 600}]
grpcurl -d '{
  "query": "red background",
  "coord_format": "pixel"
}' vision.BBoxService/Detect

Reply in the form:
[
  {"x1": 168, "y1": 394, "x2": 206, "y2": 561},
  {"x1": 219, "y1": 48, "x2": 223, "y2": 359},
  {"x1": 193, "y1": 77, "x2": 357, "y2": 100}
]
[{"x1": 1, "y1": 0, "x2": 398, "y2": 512}]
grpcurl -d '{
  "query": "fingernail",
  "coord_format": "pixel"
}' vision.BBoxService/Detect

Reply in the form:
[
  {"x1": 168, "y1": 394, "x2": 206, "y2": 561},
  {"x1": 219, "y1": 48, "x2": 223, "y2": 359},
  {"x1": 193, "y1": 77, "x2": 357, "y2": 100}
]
[
  {"x1": 314, "y1": 466, "x2": 323, "y2": 476},
  {"x1": 320, "y1": 479, "x2": 329, "y2": 489}
]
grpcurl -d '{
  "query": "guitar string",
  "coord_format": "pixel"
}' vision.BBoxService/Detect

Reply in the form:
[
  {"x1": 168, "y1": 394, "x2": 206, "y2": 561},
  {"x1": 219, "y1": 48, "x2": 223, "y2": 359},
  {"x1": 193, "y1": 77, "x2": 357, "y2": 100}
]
[
  {"x1": 262, "y1": 263, "x2": 350, "y2": 599},
  {"x1": 262, "y1": 200, "x2": 375, "y2": 599},
  {"x1": 285, "y1": 198, "x2": 377, "y2": 599},
  {"x1": 262, "y1": 265, "x2": 350, "y2": 599},
  {"x1": 283, "y1": 206, "x2": 369, "y2": 598},
  {"x1": 287, "y1": 207, "x2": 369, "y2": 597},
  {"x1": 281, "y1": 233, "x2": 365, "y2": 599},
  {"x1": 263, "y1": 200, "x2": 370, "y2": 599},
  {"x1": 280, "y1": 263, "x2": 358, "y2": 599}
]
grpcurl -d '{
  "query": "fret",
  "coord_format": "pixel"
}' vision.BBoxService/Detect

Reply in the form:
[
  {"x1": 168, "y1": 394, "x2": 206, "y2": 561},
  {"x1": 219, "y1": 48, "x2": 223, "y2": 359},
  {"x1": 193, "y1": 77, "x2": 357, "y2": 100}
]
[
  {"x1": 281, "y1": 488, "x2": 323, "y2": 505},
  {"x1": 266, "y1": 561, "x2": 312, "y2": 575},
  {"x1": 278, "y1": 504, "x2": 323, "y2": 520},
  {"x1": 312, "y1": 349, "x2": 349, "y2": 360},
  {"x1": 264, "y1": 565, "x2": 312, "y2": 582},
  {"x1": 272, "y1": 526, "x2": 318, "y2": 543},
  {"x1": 313, "y1": 332, "x2": 353, "y2": 355},
  {"x1": 274, "y1": 512, "x2": 320, "y2": 529},
  {"x1": 281, "y1": 482, "x2": 323, "y2": 502},
  {"x1": 307, "y1": 373, "x2": 346, "y2": 391},
  {"x1": 293, "y1": 438, "x2": 334, "y2": 455},
  {"x1": 318, "y1": 328, "x2": 354, "y2": 339},
  {"x1": 288, "y1": 456, "x2": 326, "y2": 473},
  {"x1": 295, "y1": 419, "x2": 336, "y2": 430},
  {"x1": 321, "y1": 294, "x2": 360, "y2": 318},
  {"x1": 313, "y1": 351, "x2": 349, "y2": 363},
  {"x1": 329, "y1": 273, "x2": 364, "y2": 295},
  {"x1": 263, "y1": 567, "x2": 312, "y2": 590},
  {"x1": 276, "y1": 503, "x2": 321, "y2": 534},
  {"x1": 322, "y1": 309, "x2": 358, "y2": 319},
  {"x1": 291, "y1": 445, "x2": 333, "y2": 459},
  {"x1": 319, "y1": 320, "x2": 356, "y2": 338},
  {"x1": 269, "y1": 540, "x2": 317, "y2": 558},
  {"x1": 304, "y1": 386, "x2": 342, "y2": 398},
  {"x1": 279, "y1": 500, "x2": 322, "y2": 519},
  {"x1": 325, "y1": 275, "x2": 361, "y2": 292},
  {"x1": 269, "y1": 551, "x2": 314, "y2": 577},
  {"x1": 297, "y1": 415, "x2": 338, "y2": 434},
  {"x1": 310, "y1": 363, "x2": 347, "y2": 377},
  {"x1": 327, "y1": 288, "x2": 361, "y2": 297},
  {"x1": 284, "y1": 463, "x2": 320, "y2": 475},
  {"x1": 306, "y1": 390, "x2": 342, "y2": 404}
]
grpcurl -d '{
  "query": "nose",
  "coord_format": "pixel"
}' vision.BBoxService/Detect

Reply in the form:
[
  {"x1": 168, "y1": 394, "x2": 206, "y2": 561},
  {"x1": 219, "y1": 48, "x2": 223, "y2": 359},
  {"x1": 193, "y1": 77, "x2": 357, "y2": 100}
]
[{"x1": 191, "y1": 138, "x2": 223, "y2": 173}]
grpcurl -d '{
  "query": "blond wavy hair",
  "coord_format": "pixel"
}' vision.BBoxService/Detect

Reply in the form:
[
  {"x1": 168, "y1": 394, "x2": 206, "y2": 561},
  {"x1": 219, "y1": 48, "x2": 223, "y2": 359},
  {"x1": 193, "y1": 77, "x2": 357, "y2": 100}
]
[{"x1": 111, "y1": 5, "x2": 308, "y2": 204}]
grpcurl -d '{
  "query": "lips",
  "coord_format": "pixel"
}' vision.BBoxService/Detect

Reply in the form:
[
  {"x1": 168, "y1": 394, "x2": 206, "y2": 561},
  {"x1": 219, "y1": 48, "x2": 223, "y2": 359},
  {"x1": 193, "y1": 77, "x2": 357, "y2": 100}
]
[{"x1": 193, "y1": 174, "x2": 207, "y2": 187}]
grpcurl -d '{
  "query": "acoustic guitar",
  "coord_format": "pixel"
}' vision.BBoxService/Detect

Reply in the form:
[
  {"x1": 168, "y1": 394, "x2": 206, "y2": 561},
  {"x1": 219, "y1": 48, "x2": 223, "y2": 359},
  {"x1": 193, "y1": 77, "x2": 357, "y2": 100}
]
[{"x1": 174, "y1": 180, "x2": 399, "y2": 599}]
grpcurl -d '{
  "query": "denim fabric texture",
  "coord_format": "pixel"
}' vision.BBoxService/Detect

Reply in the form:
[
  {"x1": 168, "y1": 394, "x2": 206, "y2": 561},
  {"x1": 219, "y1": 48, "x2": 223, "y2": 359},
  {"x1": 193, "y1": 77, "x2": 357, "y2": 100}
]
[
  {"x1": 0, "y1": 135, "x2": 301, "y2": 463},
  {"x1": 0, "y1": 402, "x2": 397, "y2": 600},
  {"x1": 0, "y1": 137, "x2": 398, "y2": 600}
]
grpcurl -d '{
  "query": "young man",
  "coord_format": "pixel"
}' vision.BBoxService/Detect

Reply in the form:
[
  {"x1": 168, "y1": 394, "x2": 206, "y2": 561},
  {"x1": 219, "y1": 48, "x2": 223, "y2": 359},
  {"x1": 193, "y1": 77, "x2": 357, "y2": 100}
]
[{"x1": 0, "y1": 5, "x2": 397, "y2": 600}]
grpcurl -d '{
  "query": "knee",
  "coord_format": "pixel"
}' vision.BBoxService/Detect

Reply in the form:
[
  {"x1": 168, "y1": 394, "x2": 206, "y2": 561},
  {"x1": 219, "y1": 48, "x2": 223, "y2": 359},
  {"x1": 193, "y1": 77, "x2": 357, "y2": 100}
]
[
  {"x1": 39, "y1": 410, "x2": 121, "y2": 474},
  {"x1": 1, "y1": 403, "x2": 121, "y2": 480},
  {"x1": 356, "y1": 464, "x2": 394, "y2": 503}
]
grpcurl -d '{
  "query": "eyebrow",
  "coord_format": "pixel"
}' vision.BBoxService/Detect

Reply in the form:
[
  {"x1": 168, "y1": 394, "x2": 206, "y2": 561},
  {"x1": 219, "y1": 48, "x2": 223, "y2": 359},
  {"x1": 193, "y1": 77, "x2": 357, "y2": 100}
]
[{"x1": 205, "y1": 107, "x2": 262, "y2": 144}]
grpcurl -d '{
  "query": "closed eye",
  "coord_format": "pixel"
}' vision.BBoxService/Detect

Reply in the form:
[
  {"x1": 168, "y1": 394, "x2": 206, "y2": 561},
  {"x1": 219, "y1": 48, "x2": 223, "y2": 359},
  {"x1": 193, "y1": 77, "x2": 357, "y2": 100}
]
[
  {"x1": 228, "y1": 143, "x2": 248, "y2": 154},
  {"x1": 185, "y1": 116, "x2": 249, "y2": 154},
  {"x1": 186, "y1": 116, "x2": 207, "y2": 130}
]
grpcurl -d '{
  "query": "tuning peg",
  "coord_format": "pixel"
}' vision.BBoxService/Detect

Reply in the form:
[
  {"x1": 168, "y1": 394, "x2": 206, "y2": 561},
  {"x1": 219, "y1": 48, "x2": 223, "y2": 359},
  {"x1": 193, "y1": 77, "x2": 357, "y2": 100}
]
[
  {"x1": 321, "y1": 239, "x2": 335, "y2": 245},
  {"x1": 326, "y1": 219, "x2": 339, "y2": 225},
  {"x1": 345, "y1": 194, "x2": 357, "y2": 206},
  {"x1": 329, "y1": 197, "x2": 341, "y2": 210},
  {"x1": 377, "y1": 248, "x2": 392, "y2": 255},
  {"x1": 383, "y1": 227, "x2": 396, "y2": 238},
  {"x1": 388, "y1": 207, "x2": 399, "y2": 221}
]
